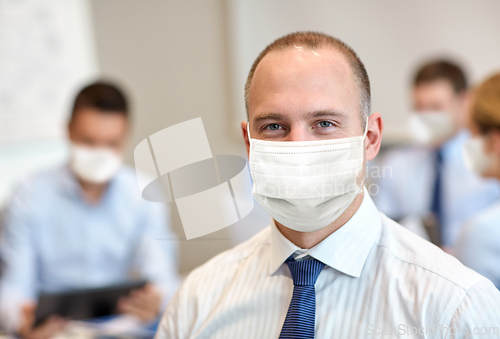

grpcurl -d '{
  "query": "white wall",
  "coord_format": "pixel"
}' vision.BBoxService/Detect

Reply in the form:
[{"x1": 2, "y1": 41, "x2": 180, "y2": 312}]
[
  {"x1": 226, "y1": 0, "x2": 500, "y2": 143},
  {"x1": 0, "y1": 0, "x2": 97, "y2": 143},
  {"x1": 90, "y1": 0, "x2": 500, "y2": 273}
]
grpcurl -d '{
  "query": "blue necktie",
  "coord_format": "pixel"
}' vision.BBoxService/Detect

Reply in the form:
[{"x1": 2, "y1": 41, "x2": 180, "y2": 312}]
[
  {"x1": 279, "y1": 255, "x2": 325, "y2": 339},
  {"x1": 431, "y1": 148, "x2": 444, "y2": 244}
]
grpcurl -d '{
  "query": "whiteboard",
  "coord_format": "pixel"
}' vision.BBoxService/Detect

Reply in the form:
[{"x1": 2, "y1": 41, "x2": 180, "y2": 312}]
[{"x1": 0, "y1": 0, "x2": 98, "y2": 144}]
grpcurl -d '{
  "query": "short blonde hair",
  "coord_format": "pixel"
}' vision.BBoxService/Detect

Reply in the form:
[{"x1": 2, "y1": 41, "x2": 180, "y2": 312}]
[{"x1": 472, "y1": 73, "x2": 500, "y2": 133}]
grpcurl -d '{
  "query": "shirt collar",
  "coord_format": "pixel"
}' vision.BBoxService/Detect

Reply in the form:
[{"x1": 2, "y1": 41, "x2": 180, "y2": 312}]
[
  {"x1": 269, "y1": 187, "x2": 382, "y2": 278},
  {"x1": 59, "y1": 164, "x2": 121, "y2": 203},
  {"x1": 439, "y1": 128, "x2": 467, "y2": 153}
]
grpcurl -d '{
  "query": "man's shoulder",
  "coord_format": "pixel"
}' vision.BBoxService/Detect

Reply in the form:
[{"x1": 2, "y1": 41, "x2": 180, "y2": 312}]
[
  {"x1": 374, "y1": 215, "x2": 499, "y2": 327},
  {"x1": 377, "y1": 214, "x2": 487, "y2": 292},
  {"x1": 470, "y1": 202, "x2": 500, "y2": 231},
  {"x1": 113, "y1": 165, "x2": 141, "y2": 192},
  {"x1": 8, "y1": 166, "x2": 65, "y2": 202},
  {"x1": 181, "y1": 227, "x2": 271, "y2": 289},
  {"x1": 458, "y1": 202, "x2": 500, "y2": 250}
]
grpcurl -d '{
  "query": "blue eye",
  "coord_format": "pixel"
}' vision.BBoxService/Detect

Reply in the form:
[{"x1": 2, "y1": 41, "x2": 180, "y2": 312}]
[
  {"x1": 319, "y1": 121, "x2": 333, "y2": 128},
  {"x1": 267, "y1": 124, "x2": 281, "y2": 131}
]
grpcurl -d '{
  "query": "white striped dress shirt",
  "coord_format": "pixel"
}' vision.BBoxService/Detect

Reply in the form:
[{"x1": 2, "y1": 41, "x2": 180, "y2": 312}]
[{"x1": 156, "y1": 190, "x2": 500, "y2": 338}]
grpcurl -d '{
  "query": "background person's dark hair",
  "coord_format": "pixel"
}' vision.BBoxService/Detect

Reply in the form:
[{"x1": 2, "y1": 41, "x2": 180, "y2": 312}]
[
  {"x1": 414, "y1": 60, "x2": 468, "y2": 94},
  {"x1": 70, "y1": 82, "x2": 128, "y2": 122}
]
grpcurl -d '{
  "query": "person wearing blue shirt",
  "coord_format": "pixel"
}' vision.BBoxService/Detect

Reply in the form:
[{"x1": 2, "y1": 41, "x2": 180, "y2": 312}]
[
  {"x1": 456, "y1": 72, "x2": 500, "y2": 290},
  {"x1": 0, "y1": 82, "x2": 180, "y2": 338},
  {"x1": 373, "y1": 60, "x2": 500, "y2": 251}
]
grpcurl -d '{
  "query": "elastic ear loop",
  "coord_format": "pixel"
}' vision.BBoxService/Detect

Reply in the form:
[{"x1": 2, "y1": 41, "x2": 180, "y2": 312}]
[
  {"x1": 247, "y1": 121, "x2": 252, "y2": 144},
  {"x1": 359, "y1": 116, "x2": 370, "y2": 190},
  {"x1": 362, "y1": 116, "x2": 369, "y2": 139}
]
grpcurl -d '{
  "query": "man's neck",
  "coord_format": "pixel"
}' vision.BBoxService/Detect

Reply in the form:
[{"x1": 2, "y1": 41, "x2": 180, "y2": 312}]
[
  {"x1": 275, "y1": 192, "x2": 364, "y2": 249},
  {"x1": 78, "y1": 179, "x2": 107, "y2": 204}
]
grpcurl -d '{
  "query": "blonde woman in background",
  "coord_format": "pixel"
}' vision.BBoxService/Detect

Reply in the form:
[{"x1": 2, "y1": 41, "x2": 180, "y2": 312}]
[{"x1": 457, "y1": 73, "x2": 500, "y2": 289}]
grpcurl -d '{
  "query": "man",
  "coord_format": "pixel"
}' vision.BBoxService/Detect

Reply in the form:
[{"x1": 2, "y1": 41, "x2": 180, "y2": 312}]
[
  {"x1": 155, "y1": 32, "x2": 500, "y2": 338},
  {"x1": 373, "y1": 61, "x2": 500, "y2": 250},
  {"x1": 0, "y1": 82, "x2": 180, "y2": 338}
]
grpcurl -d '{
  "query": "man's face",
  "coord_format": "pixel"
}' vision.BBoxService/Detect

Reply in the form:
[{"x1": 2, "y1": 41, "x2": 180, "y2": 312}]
[
  {"x1": 240, "y1": 44, "x2": 383, "y2": 234},
  {"x1": 245, "y1": 47, "x2": 364, "y2": 142},
  {"x1": 68, "y1": 107, "x2": 128, "y2": 154},
  {"x1": 412, "y1": 79, "x2": 468, "y2": 128}
]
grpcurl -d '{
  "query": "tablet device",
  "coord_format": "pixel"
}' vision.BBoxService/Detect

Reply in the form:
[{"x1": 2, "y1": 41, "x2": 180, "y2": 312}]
[{"x1": 34, "y1": 280, "x2": 147, "y2": 326}]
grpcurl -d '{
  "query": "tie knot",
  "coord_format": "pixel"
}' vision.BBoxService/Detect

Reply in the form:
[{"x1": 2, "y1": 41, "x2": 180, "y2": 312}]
[{"x1": 285, "y1": 255, "x2": 325, "y2": 286}]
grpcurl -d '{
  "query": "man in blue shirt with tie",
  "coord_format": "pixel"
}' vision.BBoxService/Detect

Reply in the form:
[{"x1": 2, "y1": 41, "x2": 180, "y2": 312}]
[
  {"x1": 0, "y1": 82, "x2": 180, "y2": 338},
  {"x1": 373, "y1": 60, "x2": 500, "y2": 251}
]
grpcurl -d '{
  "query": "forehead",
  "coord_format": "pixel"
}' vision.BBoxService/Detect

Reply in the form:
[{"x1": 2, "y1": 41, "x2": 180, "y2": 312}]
[
  {"x1": 413, "y1": 79, "x2": 457, "y2": 99},
  {"x1": 247, "y1": 46, "x2": 359, "y2": 119},
  {"x1": 72, "y1": 108, "x2": 127, "y2": 134}
]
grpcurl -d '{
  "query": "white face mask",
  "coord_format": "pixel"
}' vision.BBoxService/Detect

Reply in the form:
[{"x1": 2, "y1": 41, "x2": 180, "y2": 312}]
[
  {"x1": 462, "y1": 136, "x2": 492, "y2": 176},
  {"x1": 408, "y1": 111, "x2": 455, "y2": 146},
  {"x1": 70, "y1": 144, "x2": 123, "y2": 184},
  {"x1": 247, "y1": 120, "x2": 367, "y2": 233}
]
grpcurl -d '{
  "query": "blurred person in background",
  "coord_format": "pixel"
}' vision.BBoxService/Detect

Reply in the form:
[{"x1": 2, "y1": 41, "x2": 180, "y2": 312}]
[
  {"x1": 373, "y1": 60, "x2": 500, "y2": 251},
  {"x1": 0, "y1": 82, "x2": 180, "y2": 338},
  {"x1": 456, "y1": 73, "x2": 500, "y2": 289}
]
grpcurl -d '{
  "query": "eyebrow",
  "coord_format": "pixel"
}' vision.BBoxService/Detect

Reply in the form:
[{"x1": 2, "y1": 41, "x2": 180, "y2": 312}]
[
  {"x1": 253, "y1": 110, "x2": 346, "y2": 123},
  {"x1": 309, "y1": 110, "x2": 346, "y2": 119},
  {"x1": 253, "y1": 113, "x2": 287, "y2": 123}
]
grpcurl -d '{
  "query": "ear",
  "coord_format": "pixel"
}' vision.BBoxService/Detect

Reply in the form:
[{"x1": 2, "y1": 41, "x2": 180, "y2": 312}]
[
  {"x1": 490, "y1": 129, "x2": 500, "y2": 156},
  {"x1": 365, "y1": 112, "x2": 383, "y2": 162},
  {"x1": 67, "y1": 121, "x2": 75, "y2": 141},
  {"x1": 241, "y1": 120, "x2": 251, "y2": 159}
]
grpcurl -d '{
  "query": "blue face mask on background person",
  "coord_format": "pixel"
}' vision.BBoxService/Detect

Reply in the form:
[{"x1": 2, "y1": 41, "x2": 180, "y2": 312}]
[{"x1": 247, "y1": 119, "x2": 368, "y2": 232}]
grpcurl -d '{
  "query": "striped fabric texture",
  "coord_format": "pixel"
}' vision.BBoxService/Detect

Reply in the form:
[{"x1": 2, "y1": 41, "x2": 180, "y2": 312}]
[
  {"x1": 279, "y1": 256, "x2": 325, "y2": 339},
  {"x1": 156, "y1": 191, "x2": 500, "y2": 339}
]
